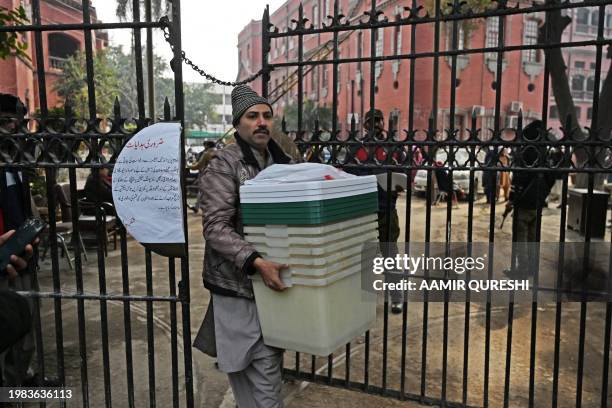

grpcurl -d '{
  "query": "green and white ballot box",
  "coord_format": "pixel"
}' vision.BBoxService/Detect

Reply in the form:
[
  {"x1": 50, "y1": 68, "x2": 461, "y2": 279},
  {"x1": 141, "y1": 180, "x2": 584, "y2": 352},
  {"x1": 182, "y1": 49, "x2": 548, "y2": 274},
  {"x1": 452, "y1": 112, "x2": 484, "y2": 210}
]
[{"x1": 240, "y1": 163, "x2": 378, "y2": 356}]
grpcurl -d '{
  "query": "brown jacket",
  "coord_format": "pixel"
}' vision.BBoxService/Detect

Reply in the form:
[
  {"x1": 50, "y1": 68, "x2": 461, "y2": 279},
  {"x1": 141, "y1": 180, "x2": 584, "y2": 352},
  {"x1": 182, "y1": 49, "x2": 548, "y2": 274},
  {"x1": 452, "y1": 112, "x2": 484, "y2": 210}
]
[{"x1": 199, "y1": 133, "x2": 292, "y2": 298}]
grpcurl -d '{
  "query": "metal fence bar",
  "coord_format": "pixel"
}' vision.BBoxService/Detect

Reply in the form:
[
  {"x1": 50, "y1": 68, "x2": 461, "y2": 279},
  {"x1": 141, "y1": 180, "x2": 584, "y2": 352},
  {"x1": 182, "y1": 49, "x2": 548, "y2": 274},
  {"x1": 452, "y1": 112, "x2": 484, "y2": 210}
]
[
  {"x1": 0, "y1": 21, "x2": 164, "y2": 33},
  {"x1": 462, "y1": 112, "x2": 477, "y2": 406},
  {"x1": 168, "y1": 258, "x2": 180, "y2": 408},
  {"x1": 168, "y1": 1, "x2": 194, "y2": 405},
  {"x1": 145, "y1": 249, "x2": 156, "y2": 407},
  {"x1": 133, "y1": 0, "x2": 146, "y2": 121},
  {"x1": 145, "y1": 0, "x2": 155, "y2": 119},
  {"x1": 345, "y1": 343, "x2": 351, "y2": 387},
  {"x1": 603, "y1": 300, "x2": 612, "y2": 408},
  {"x1": 551, "y1": 174, "x2": 569, "y2": 408},
  {"x1": 441, "y1": 0, "x2": 463, "y2": 402},
  {"x1": 327, "y1": 354, "x2": 333, "y2": 384},
  {"x1": 80, "y1": 1, "x2": 114, "y2": 405},
  {"x1": 27, "y1": 2, "x2": 50, "y2": 395},
  {"x1": 400, "y1": 1, "x2": 419, "y2": 399},
  {"x1": 119, "y1": 225, "x2": 135, "y2": 408}
]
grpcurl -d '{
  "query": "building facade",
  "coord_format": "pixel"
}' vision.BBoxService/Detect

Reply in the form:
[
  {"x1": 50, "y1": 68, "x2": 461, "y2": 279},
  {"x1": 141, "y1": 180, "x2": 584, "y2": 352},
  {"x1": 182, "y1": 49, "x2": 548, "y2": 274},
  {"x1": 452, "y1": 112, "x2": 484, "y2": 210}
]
[
  {"x1": 237, "y1": 0, "x2": 610, "y2": 138},
  {"x1": 0, "y1": 0, "x2": 107, "y2": 113},
  {"x1": 205, "y1": 83, "x2": 233, "y2": 134}
]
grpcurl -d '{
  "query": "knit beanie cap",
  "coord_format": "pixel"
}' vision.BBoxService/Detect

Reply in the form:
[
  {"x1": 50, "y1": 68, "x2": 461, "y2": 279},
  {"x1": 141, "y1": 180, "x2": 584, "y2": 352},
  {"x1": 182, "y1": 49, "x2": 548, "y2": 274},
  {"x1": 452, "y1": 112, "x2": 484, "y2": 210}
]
[{"x1": 231, "y1": 85, "x2": 273, "y2": 126}]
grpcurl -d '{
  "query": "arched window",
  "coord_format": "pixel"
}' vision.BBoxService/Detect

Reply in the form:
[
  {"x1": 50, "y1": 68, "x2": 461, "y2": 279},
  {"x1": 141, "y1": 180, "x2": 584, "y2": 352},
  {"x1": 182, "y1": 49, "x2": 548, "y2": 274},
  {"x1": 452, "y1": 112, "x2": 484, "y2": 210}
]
[
  {"x1": 591, "y1": 10, "x2": 599, "y2": 26},
  {"x1": 523, "y1": 19, "x2": 540, "y2": 63},
  {"x1": 586, "y1": 76, "x2": 595, "y2": 92},
  {"x1": 576, "y1": 9, "x2": 590, "y2": 33},
  {"x1": 48, "y1": 33, "x2": 79, "y2": 69},
  {"x1": 572, "y1": 75, "x2": 585, "y2": 91},
  {"x1": 312, "y1": 5, "x2": 319, "y2": 28},
  {"x1": 577, "y1": 9, "x2": 590, "y2": 25}
]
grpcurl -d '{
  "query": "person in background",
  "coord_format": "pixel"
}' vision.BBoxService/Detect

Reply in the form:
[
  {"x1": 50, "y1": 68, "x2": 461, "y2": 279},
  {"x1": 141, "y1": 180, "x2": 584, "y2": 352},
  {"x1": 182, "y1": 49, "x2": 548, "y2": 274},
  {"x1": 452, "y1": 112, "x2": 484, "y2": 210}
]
[
  {"x1": 482, "y1": 147, "x2": 499, "y2": 204},
  {"x1": 0, "y1": 94, "x2": 29, "y2": 234},
  {"x1": 84, "y1": 167, "x2": 114, "y2": 205},
  {"x1": 350, "y1": 109, "x2": 404, "y2": 315},
  {"x1": 504, "y1": 120, "x2": 557, "y2": 278},
  {"x1": 0, "y1": 229, "x2": 39, "y2": 387},
  {"x1": 0, "y1": 94, "x2": 39, "y2": 387},
  {"x1": 187, "y1": 141, "x2": 217, "y2": 213},
  {"x1": 498, "y1": 148, "x2": 511, "y2": 202}
]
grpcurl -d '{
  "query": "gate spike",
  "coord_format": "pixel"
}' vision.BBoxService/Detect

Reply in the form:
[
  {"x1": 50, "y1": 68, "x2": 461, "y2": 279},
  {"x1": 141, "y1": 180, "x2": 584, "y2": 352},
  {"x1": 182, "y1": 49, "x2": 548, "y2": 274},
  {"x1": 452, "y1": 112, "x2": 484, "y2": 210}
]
[
  {"x1": 113, "y1": 96, "x2": 121, "y2": 119},
  {"x1": 64, "y1": 103, "x2": 72, "y2": 119},
  {"x1": 350, "y1": 114, "x2": 356, "y2": 132},
  {"x1": 517, "y1": 109, "x2": 523, "y2": 131},
  {"x1": 164, "y1": 97, "x2": 171, "y2": 121},
  {"x1": 563, "y1": 112, "x2": 573, "y2": 139},
  {"x1": 428, "y1": 112, "x2": 435, "y2": 140},
  {"x1": 15, "y1": 99, "x2": 26, "y2": 119},
  {"x1": 281, "y1": 115, "x2": 287, "y2": 133}
]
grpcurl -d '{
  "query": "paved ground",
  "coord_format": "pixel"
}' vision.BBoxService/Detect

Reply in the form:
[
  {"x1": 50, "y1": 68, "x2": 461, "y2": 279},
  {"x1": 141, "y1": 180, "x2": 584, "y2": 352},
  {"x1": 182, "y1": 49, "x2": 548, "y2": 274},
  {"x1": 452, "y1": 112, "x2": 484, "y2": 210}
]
[{"x1": 32, "y1": 193, "x2": 611, "y2": 407}]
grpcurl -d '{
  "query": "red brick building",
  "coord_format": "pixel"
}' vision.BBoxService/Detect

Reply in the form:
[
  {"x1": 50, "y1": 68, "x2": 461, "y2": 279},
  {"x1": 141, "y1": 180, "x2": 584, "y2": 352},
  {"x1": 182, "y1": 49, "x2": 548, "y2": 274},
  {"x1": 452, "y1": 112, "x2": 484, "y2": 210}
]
[
  {"x1": 237, "y1": 0, "x2": 609, "y2": 138},
  {"x1": 0, "y1": 0, "x2": 107, "y2": 113}
]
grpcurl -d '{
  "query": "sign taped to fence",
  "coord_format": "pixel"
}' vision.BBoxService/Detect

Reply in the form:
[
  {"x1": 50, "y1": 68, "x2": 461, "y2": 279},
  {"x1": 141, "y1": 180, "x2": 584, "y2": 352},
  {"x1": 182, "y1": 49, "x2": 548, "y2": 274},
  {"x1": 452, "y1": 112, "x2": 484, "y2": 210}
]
[{"x1": 112, "y1": 122, "x2": 186, "y2": 254}]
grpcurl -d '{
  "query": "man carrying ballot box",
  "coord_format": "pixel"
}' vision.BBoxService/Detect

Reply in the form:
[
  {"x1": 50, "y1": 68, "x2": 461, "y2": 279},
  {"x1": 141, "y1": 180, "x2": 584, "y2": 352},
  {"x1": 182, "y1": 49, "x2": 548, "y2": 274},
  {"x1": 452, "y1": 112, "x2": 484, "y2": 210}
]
[{"x1": 194, "y1": 84, "x2": 293, "y2": 408}]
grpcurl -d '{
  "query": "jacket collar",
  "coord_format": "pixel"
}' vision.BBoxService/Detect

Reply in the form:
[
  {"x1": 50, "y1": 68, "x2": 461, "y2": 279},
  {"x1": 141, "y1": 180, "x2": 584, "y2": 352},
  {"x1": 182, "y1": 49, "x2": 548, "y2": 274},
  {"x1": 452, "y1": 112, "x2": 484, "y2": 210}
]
[{"x1": 234, "y1": 132, "x2": 291, "y2": 169}]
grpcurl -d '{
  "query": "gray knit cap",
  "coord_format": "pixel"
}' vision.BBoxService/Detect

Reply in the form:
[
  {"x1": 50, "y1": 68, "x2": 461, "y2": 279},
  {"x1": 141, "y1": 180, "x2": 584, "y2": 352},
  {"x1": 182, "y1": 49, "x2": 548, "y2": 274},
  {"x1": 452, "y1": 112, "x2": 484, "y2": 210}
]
[{"x1": 231, "y1": 84, "x2": 273, "y2": 126}]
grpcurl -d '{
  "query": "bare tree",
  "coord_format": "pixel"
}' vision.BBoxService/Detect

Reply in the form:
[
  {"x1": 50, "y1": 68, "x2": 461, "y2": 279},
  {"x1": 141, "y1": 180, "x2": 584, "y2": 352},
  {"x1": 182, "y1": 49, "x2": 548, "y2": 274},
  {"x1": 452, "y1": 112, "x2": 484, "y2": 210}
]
[
  {"x1": 540, "y1": 0, "x2": 612, "y2": 188},
  {"x1": 115, "y1": 0, "x2": 168, "y2": 21}
]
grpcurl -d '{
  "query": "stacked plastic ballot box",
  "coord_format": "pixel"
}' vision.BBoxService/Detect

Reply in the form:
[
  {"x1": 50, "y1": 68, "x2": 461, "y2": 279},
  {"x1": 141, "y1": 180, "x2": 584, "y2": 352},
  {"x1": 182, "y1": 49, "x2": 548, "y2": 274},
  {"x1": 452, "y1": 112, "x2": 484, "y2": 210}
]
[{"x1": 240, "y1": 164, "x2": 379, "y2": 356}]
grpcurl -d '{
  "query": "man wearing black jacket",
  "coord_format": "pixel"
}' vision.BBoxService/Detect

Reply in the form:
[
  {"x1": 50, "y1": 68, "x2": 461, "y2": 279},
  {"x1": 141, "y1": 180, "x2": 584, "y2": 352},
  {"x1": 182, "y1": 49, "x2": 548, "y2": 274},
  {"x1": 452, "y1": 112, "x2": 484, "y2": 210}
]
[{"x1": 504, "y1": 120, "x2": 557, "y2": 278}]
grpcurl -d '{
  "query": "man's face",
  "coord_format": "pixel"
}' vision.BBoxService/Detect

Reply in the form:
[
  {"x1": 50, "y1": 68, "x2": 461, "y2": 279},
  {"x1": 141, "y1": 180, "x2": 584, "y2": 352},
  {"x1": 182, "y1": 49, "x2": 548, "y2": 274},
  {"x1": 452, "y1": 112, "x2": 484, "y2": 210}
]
[{"x1": 236, "y1": 104, "x2": 273, "y2": 150}]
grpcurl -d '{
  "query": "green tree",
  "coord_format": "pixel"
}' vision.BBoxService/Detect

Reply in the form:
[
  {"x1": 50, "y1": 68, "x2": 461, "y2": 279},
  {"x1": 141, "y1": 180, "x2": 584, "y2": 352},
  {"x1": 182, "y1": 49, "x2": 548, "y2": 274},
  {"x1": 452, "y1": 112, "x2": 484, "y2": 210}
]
[
  {"x1": 0, "y1": 5, "x2": 30, "y2": 61},
  {"x1": 106, "y1": 45, "x2": 169, "y2": 118},
  {"x1": 183, "y1": 82, "x2": 218, "y2": 130},
  {"x1": 52, "y1": 49, "x2": 120, "y2": 117},
  {"x1": 105, "y1": 46, "x2": 217, "y2": 127}
]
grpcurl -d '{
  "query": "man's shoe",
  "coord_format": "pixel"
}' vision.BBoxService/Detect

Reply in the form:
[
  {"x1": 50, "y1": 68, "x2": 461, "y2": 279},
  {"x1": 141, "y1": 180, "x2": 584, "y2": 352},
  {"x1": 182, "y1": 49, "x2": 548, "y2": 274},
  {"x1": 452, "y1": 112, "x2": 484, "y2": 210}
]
[{"x1": 391, "y1": 302, "x2": 403, "y2": 314}]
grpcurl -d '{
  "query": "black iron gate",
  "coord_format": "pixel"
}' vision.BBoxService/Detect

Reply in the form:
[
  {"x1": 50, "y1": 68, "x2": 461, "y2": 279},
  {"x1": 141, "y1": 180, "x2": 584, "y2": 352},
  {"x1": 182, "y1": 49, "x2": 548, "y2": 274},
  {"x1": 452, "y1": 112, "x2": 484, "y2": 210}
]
[
  {"x1": 0, "y1": 0, "x2": 193, "y2": 406},
  {"x1": 258, "y1": 0, "x2": 612, "y2": 407},
  {"x1": 2, "y1": 0, "x2": 612, "y2": 406}
]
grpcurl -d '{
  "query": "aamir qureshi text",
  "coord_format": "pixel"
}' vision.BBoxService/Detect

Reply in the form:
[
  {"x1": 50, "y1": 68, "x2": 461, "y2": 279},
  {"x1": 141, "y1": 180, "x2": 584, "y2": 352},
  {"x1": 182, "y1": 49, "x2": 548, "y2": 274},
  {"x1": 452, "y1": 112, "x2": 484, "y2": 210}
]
[{"x1": 372, "y1": 278, "x2": 530, "y2": 293}]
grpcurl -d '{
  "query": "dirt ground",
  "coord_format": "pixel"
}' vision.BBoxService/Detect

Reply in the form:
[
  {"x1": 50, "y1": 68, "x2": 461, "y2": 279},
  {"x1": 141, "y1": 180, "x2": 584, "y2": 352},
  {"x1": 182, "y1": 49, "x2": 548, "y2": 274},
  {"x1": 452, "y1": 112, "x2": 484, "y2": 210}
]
[{"x1": 32, "y1": 192, "x2": 611, "y2": 407}]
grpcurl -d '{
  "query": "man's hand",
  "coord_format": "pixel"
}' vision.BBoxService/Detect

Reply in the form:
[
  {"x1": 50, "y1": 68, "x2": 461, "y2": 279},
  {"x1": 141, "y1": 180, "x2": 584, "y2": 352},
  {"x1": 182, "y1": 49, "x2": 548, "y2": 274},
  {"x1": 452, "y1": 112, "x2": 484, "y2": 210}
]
[
  {"x1": 253, "y1": 258, "x2": 288, "y2": 292},
  {"x1": 0, "y1": 230, "x2": 38, "y2": 281},
  {"x1": 505, "y1": 201, "x2": 513, "y2": 212}
]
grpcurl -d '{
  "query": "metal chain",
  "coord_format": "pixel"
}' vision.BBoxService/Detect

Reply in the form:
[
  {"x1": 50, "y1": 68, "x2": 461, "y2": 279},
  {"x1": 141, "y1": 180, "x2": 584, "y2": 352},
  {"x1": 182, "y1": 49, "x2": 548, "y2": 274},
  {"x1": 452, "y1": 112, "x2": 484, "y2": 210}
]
[{"x1": 161, "y1": 17, "x2": 264, "y2": 87}]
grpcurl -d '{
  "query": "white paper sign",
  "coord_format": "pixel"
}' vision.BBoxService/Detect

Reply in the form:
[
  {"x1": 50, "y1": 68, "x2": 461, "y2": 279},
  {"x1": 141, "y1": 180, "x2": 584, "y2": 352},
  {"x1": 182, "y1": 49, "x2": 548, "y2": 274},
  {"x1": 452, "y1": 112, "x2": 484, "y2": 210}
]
[{"x1": 112, "y1": 122, "x2": 185, "y2": 244}]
